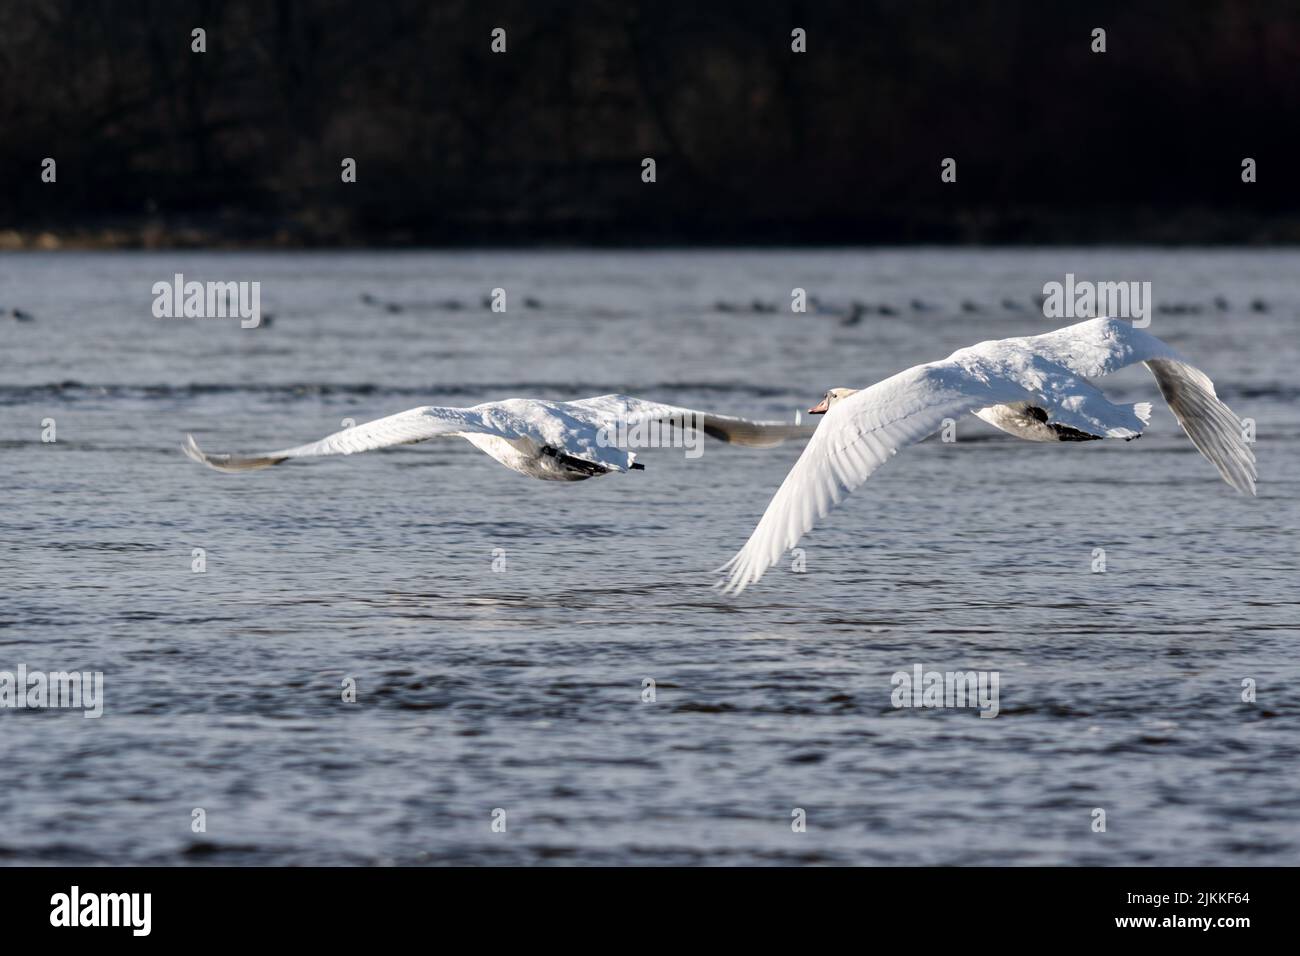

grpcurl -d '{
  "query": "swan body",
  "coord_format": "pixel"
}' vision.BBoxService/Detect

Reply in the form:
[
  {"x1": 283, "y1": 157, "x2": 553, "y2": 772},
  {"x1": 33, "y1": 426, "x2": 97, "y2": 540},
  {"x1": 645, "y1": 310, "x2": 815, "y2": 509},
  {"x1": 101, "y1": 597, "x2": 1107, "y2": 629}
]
[
  {"x1": 183, "y1": 394, "x2": 810, "y2": 481},
  {"x1": 719, "y1": 318, "x2": 1256, "y2": 594}
]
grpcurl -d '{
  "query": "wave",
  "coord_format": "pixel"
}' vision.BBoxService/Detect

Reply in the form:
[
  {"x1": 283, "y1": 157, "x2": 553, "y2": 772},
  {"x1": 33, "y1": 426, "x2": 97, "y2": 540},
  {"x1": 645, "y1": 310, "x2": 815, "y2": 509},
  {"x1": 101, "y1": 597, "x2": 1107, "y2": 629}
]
[
  {"x1": 0, "y1": 380, "x2": 803, "y2": 403},
  {"x1": 3, "y1": 380, "x2": 1293, "y2": 405}
]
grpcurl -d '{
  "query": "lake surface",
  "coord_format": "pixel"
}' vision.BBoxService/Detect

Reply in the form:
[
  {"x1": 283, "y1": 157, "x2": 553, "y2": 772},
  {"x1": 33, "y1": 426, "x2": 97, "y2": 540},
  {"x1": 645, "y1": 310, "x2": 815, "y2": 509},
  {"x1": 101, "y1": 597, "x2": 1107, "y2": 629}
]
[{"x1": 1, "y1": 248, "x2": 1297, "y2": 865}]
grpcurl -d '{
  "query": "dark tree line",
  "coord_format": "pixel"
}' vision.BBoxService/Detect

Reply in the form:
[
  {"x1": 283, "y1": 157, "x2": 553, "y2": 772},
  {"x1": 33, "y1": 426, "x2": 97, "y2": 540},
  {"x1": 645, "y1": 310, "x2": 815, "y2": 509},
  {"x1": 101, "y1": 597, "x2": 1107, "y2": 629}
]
[{"x1": 1, "y1": 0, "x2": 1297, "y2": 245}]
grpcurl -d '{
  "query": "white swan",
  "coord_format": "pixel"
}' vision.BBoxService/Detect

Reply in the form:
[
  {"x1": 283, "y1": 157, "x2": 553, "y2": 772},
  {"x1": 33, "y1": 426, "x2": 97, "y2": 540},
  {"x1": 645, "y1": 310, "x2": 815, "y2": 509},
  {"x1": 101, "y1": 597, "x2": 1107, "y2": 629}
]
[
  {"x1": 718, "y1": 317, "x2": 1257, "y2": 594},
  {"x1": 183, "y1": 394, "x2": 810, "y2": 480}
]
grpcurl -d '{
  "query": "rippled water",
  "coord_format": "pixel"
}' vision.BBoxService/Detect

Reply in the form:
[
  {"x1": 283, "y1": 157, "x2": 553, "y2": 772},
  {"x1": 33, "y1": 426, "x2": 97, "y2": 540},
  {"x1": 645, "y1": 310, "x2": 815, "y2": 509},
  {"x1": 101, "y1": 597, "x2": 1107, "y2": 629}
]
[{"x1": 1, "y1": 249, "x2": 1297, "y2": 865}]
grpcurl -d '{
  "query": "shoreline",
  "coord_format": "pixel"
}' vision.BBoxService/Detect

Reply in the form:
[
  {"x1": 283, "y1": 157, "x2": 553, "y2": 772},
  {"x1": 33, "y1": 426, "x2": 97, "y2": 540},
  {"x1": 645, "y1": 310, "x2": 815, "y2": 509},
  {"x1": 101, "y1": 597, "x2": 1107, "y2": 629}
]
[{"x1": 4, "y1": 212, "x2": 1299, "y2": 253}]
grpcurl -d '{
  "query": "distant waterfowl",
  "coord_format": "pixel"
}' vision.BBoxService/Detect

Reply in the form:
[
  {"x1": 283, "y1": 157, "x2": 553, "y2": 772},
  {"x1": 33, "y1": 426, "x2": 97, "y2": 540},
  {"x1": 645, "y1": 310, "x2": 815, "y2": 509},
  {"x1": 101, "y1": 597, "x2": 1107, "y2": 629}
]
[
  {"x1": 1002, "y1": 298, "x2": 1024, "y2": 311},
  {"x1": 1250, "y1": 298, "x2": 1269, "y2": 313},
  {"x1": 840, "y1": 302, "x2": 868, "y2": 326},
  {"x1": 713, "y1": 299, "x2": 788, "y2": 315},
  {"x1": 362, "y1": 292, "x2": 471, "y2": 312},
  {"x1": 184, "y1": 394, "x2": 810, "y2": 481},
  {"x1": 807, "y1": 295, "x2": 852, "y2": 317},
  {"x1": 3, "y1": 307, "x2": 35, "y2": 322},
  {"x1": 718, "y1": 317, "x2": 1256, "y2": 594},
  {"x1": 961, "y1": 300, "x2": 982, "y2": 313}
]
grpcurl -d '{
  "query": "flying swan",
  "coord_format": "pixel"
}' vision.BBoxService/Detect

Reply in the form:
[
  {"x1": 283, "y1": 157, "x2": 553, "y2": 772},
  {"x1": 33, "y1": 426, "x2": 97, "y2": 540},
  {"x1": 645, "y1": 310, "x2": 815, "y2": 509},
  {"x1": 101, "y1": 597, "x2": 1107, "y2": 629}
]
[
  {"x1": 183, "y1": 394, "x2": 810, "y2": 479},
  {"x1": 718, "y1": 317, "x2": 1257, "y2": 594}
]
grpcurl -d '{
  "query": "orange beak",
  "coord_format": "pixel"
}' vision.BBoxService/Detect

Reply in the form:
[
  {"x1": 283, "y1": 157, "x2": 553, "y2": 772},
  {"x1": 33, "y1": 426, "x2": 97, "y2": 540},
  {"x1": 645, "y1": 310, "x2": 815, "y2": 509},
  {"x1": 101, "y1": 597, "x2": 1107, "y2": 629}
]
[{"x1": 808, "y1": 396, "x2": 830, "y2": 414}]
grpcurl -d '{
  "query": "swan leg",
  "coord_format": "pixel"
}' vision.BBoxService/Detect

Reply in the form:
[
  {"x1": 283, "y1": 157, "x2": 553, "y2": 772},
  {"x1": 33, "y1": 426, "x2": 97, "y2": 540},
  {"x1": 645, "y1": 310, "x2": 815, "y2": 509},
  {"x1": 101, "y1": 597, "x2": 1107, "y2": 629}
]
[
  {"x1": 540, "y1": 445, "x2": 613, "y2": 477},
  {"x1": 1047, "y1": 422, "x2": 1103, "y2": 442}
]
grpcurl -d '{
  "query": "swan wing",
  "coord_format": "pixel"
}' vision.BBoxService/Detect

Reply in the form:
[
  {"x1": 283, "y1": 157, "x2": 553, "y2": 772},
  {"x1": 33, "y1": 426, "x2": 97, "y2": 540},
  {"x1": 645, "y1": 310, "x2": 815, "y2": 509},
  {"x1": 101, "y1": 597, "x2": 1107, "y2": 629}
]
[
  {"x1": 570, "y1": 394, "x2": 812, "y2": 447},
  {"x1": 182, "y1": 405, "x2": 509, "y2": 473},
  {"x1": 717, "y1": 363, "x2": 1030, "y2": 594},
  {"x1": 1016, "y1": 318, "x2": 1255, "y2": 493}
]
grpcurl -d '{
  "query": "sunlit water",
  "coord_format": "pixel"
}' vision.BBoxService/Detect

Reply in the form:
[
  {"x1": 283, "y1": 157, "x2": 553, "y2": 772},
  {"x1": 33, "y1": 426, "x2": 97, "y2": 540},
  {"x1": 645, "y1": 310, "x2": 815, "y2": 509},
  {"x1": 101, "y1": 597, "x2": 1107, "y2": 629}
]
[{"x1": 1, "y1": 249, "x2": 1297, "y2": 865}]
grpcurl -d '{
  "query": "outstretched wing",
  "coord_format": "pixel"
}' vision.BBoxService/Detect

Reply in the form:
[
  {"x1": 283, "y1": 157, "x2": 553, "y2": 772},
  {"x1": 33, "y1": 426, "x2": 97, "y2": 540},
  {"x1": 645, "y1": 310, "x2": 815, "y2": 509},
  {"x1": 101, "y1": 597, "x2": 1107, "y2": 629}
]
[
  {"x1": 717, "y1": 364, "x2": 1031, "y2": 594},
  {"x1": 1142, "y1": 359, "x2": 1256, "y2": 494},
  {"x1": 570, "y1": 394, "x2": 812, "y2": 447},
  {"x1": 1024, "y1": 318, "x2": 1255, "y2": 494},
  {"x1": 182, "y1": 406, "x2": 509, "y2": 473}
]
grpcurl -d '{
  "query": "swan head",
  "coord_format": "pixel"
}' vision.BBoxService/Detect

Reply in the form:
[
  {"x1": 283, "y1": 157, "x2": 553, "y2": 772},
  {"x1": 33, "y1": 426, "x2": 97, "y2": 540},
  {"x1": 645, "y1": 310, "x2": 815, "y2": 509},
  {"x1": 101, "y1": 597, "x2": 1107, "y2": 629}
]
[{"x1": 808, "y1": 387, "x2": 858, "y2": 414}]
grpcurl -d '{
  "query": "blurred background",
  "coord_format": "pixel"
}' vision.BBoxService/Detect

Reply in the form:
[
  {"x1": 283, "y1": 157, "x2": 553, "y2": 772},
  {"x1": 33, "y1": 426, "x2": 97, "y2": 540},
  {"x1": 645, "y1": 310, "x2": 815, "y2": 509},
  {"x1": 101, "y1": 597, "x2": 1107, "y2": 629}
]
[{"x1": 2, "y1": 0, "x2": 1298, "y2": 248}]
